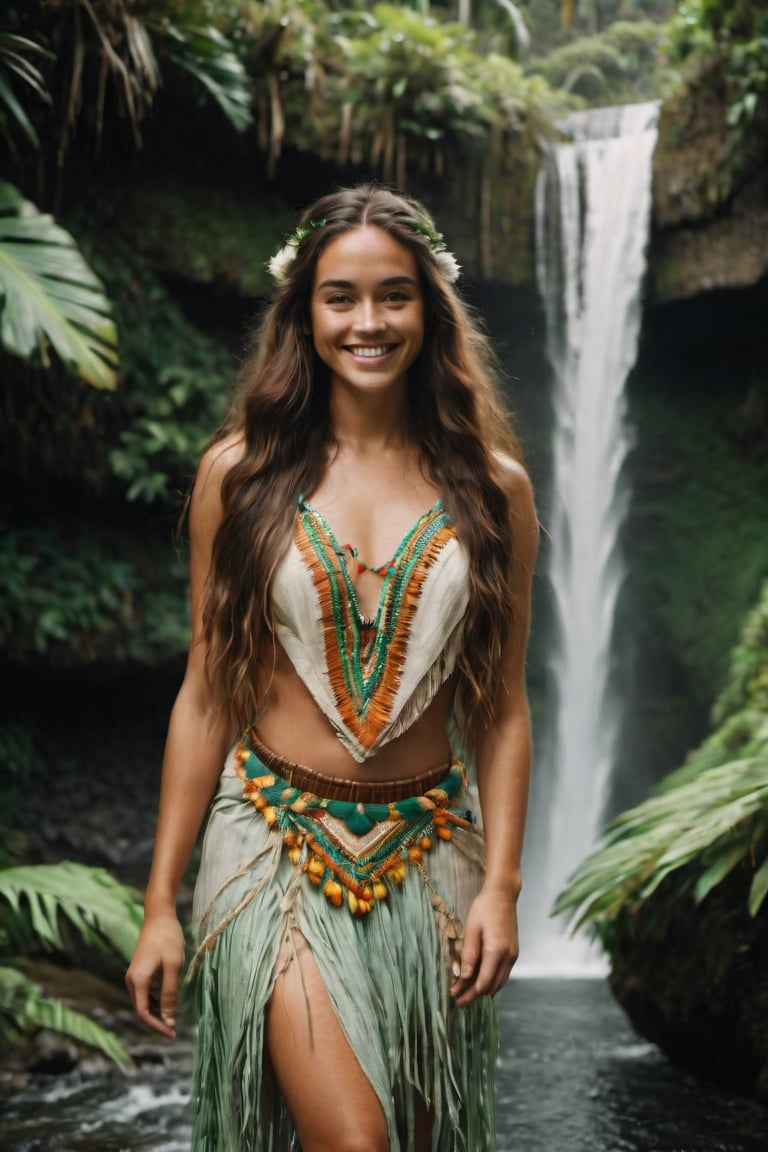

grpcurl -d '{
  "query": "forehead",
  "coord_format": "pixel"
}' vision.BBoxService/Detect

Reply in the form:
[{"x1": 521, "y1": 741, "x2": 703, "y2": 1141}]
[{"x1": 313, "y1": 225, "x2": 419, "y2": 284}]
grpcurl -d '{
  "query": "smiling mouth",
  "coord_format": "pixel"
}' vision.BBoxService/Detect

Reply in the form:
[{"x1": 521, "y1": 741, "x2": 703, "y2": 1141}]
[{"x1": 345, "y1": 344, "x2": 397, "y2": 358}]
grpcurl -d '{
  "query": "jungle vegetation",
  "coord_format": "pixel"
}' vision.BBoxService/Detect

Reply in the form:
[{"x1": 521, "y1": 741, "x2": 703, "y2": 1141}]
[{"x1": 555, "y1": 579, "x2": 768, "y2": 941}]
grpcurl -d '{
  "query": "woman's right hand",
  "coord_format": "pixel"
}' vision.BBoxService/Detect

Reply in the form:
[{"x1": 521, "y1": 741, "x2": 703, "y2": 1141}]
[{"x1": 125, "y1": 913, "x2": 186, "y2": 1039}]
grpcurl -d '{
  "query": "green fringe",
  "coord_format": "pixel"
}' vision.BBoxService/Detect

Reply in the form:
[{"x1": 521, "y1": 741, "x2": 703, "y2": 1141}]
[{"x1": 190, "y1": 856, "x2": 497, "y2": 1152}]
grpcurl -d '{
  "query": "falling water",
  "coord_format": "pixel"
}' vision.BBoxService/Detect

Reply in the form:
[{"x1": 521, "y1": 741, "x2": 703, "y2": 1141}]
[{"x1": 521, "y1": 103, "x2": 659, "y2": 974}]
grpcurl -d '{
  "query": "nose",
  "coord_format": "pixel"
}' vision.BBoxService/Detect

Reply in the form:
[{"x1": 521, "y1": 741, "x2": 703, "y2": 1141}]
[{"x1": 354, "y1": 298, "x2": 385, "y2": 335}]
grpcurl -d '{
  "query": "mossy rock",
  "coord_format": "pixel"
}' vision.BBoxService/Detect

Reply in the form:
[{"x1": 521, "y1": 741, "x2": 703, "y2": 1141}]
[{"x1": 610, "y1": 861, "x2": 768, "y2": 1101}]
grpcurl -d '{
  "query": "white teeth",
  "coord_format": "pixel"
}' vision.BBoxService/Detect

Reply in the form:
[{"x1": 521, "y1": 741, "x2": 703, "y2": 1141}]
[{"x1": 349, "y1": 345, "x2": 391, "y2": 357}]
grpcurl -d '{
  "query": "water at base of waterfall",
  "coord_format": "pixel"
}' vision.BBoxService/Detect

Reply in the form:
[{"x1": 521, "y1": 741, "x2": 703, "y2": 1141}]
[{"x1": 2, "y1": 980, "x2": 766, "y2": 1151}]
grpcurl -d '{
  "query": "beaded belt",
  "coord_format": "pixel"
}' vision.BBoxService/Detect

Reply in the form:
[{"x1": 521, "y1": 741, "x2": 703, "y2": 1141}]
[{"x1": 234, "y1": 727, "x2": 474, "y2": 917}]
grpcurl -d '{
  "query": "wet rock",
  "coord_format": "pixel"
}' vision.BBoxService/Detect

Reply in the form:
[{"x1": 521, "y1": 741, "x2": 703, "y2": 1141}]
[
  {"x1": 29, "y1": 1030, "x2": 79, "y2": 1074},
  {"x1": 609, "y1": 861, "x2": 768, "y2": 1104}
]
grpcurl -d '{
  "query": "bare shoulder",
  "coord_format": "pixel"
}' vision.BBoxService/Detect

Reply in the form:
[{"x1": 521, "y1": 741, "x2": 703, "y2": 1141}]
[
  {"x1": 190, "y1": 432, "x2": 245, "y2": 532},
  {"x1": 197, "y1": 432, "x2": 245, "y2": 494},
  {"x1": 494, "y1": 454, "x2": 536, "y2": 515},
  {"x1": 493, "y1": 453, "x2": 539, "y2": 565}
]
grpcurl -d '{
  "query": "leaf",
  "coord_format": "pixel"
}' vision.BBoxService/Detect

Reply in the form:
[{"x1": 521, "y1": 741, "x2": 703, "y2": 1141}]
[
  {"x1": 694, "y1": 840, "x2": 753, "y2": 904},
  {"x1": 0, "y1": 966, "x2": 132, "y2": 1068},
  {"x1": 0, "y1": 183, "x2": 118, "y2": 389},
  {"x1": 160, "y1": 25, "x2": 253, "y2": 133},
  {"x1": 0, "y1": 862, "x2": 143, "y2": 963},
  {"x1": 749, "y1": 855, "x2": 768, "y2": 917}
]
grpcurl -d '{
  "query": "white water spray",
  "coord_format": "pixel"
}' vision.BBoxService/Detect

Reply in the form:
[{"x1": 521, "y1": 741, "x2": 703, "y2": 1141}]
[{"x1": 520, "y1": 103, "x2": 659, "y2": 975}]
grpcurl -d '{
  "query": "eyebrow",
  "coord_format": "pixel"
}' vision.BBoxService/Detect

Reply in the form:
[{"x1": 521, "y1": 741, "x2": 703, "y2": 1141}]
[{"x1": 316, "y1": 275, "x2": 418, "y2": 290}]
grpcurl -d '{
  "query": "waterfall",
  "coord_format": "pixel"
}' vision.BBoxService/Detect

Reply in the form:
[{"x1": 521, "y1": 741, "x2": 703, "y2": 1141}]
[{"x1": 520, "y1": 103, "x2": 659, "y2": 975}]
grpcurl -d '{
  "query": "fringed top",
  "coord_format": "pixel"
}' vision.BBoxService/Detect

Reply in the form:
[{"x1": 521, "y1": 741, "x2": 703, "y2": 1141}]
[{"x1": 271, "y1": 497, "x2": 470, "y2": 762}]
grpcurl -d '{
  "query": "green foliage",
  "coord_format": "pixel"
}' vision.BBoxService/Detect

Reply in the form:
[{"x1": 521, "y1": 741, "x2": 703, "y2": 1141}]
[
  {"x1": 0, "y1": 525, "x2": 190, "y2": 665},
  {"x1": 528, "y1": 18, "x2": 665, "y2": 100},
  {"x1": 1, "y1": 219, "x2": 234, "y2": 512},
  {"x1": 555, "y1": 580, "x2": 768, "y2": 941},
  {"x1": 0, "y1": 863, "x2": 143, "y2": 1067},
  {"x1": 0, "y1": 182, "x2": 118, "y2": 389},
  {"x1": 666, "y1": 0, "x2": 768, "y2": 185},
  {"x1": 96, "y1": 247, "x2": 232, "y2": 507},
  {"x1": 160, "y1": 22, "x2": 253, "y2": 132},
  {"x1": 0, "y1": 965, "x2": 132, "y2": 1068},
  {"x1": 11, "y1": 0, "x2": 253, "y2": 160},
  {"x1": 0, "y1": 863, "x2": 143, "y2": 963},
  {"x1": 626, "y1": 386, "x2": 768, "y2": 709},
  {"x1": 0, "y1": 30, "x2": 52, "y2": 152},
  {"x1": 100, "y1": 180, "x2": 289, "y2": 298},
  {"x1": 220, "y1": 0, "x2": 569, "y2": 185}
]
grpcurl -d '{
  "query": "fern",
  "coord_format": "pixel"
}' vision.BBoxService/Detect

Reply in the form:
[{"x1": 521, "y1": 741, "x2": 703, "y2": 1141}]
[{"x1": 555, "y1": 580, "x2": 768, "y2": 936}]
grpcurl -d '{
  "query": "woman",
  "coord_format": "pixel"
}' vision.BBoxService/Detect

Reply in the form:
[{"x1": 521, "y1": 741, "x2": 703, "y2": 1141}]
[{"x1": 126, "y1": 184, "x2": 538, "y2": 1152}]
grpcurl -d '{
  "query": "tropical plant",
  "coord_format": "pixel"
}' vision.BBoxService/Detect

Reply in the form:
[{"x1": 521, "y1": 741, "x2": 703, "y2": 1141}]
[
  {"x1": 0, "y1": 182, "x2": 118, "y2": 388},
  {"x1": 0, "y1": 525, "x2": 190, "y2": 664},
  {"x1": 554, "y1": 580, "x2": 768, "y2": 943},
  {"x1": 0, "y1": 29, "x2": 52, "y2": 152},
  {"x1": 529, "y1": 18, "x2": 664, "y2": 100},
  {"x1": 0, "y1": 862, "x2": 144, "y2": 1067},
  {"x1": 41, "y1": 0, "x2": 253, "y2": 157}
]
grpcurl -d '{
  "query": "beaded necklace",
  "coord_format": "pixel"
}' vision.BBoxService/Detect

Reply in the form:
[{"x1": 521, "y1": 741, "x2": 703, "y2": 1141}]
[{"x1": 339, "y1": 543, "x2": 397, "y2": 579}]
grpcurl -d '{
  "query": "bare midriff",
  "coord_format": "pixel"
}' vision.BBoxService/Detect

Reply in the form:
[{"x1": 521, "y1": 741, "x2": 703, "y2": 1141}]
[{"x1": 253, "y1": 639, "x2": 456, "y2": 782}]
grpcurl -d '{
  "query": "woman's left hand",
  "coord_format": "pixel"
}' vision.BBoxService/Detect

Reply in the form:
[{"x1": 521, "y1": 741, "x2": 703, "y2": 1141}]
[{"x1": 450, "y1": 885, "x2": 519, "y2": 1007}]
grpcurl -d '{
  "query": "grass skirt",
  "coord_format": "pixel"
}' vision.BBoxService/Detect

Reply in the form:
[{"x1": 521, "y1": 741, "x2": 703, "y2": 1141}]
[{"x1": 189, "y1": 738, "x2": 498, "y2": 1151}]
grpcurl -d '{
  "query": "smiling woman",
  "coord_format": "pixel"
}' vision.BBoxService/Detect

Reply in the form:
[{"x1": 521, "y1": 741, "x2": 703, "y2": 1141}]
[{"x1": 125, "y1": 185, "x2": 539, "y2": 1152}]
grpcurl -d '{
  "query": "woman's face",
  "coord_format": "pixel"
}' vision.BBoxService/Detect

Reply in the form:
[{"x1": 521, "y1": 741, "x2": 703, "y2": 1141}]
[{"x1": 309, "y1": 225, "x2": 424, "y2": 401}]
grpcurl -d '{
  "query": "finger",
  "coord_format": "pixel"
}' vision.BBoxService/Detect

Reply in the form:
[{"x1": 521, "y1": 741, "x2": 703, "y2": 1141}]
[
  {"x1": 126, "y1": 967, "x2": 176, "y2": 1040},
  {"x1": 450, "y1": 927, "x2": 481, "y2": 999},
  {"x1": 455, "y1": 945, "x2": 506, "y2": 1007},
  {"x1": 160, "y1": 958, "x2": 180, "y2": 1035}
]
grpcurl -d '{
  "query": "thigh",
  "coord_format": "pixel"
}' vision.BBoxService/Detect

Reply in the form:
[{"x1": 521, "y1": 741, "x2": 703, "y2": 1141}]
[{"x1": 265, "y1": 937, "x2": 390, "y2": 1152}]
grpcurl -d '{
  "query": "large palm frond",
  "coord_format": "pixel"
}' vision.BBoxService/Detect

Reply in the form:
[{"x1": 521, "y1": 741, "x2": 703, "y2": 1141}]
[
  {"x1": 0, "y1": 182, "x2": 118, "y2": 389},
  {"x1": 0, "y1": 861, "x2": 143, "y2": 962}
]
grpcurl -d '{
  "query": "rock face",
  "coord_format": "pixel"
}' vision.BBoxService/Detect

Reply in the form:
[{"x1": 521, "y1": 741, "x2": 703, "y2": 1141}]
[
  {"x1": 648, "y1": 53, "x2": 768, "y2": 303},
  {"x1": 609, "y1": 864, "x2": 768, "y2": 1102}
]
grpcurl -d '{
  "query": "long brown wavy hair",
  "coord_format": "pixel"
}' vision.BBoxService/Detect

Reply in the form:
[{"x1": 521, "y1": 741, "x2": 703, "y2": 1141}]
[{"x1": 201, "y1": 184, "x2": 523, "y2": 749}]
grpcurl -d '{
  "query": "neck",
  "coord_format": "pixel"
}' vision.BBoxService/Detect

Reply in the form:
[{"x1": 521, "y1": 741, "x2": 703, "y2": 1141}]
[{"x1": 328, "y1": 386, "x2": 411, "y2": 454}]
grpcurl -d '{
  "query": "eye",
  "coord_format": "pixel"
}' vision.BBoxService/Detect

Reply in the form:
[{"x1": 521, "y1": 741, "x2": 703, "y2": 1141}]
[
  {"x1": 326, "y1": 292, "x2": 353, "y2": 306},
  {"x1": 383, "y1": 290, "x2": 410, "y2": 303}
]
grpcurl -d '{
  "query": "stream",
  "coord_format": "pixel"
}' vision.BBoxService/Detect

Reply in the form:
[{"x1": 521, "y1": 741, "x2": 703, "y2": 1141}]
[{"x1": 2, "y1": 978, "x2": 767, "y2": 1151}]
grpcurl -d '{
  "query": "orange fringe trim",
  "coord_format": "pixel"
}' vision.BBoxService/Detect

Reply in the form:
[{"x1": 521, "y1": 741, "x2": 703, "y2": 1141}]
[{"x1": 295, "y1": 509, "x2": 456, "y2": 752}]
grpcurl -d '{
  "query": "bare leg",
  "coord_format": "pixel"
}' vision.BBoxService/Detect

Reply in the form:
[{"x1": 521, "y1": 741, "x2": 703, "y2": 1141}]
[{"x1": 266, "y1": 938, "x2": 433, "y2": 1152}]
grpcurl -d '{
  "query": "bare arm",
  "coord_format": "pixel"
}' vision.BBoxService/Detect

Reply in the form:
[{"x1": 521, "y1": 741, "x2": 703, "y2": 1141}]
[
  {"x1": 451, "y1": 461, "x2": 539, "y2": 1006},
  {"x1": 125, "y1": 440, "x2": 240, "y2": 1037}
]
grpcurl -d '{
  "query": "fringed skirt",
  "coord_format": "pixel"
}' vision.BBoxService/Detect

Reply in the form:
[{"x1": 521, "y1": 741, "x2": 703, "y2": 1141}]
[{"x1": 189, "y1": 729, "x2": 498, "y2": 1152}]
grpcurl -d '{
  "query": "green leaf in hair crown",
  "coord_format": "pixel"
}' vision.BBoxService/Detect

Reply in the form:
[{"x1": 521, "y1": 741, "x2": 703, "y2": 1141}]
[
  {"x1": 267, "y1": 218, "x2": 327, "y2": 284},
  {"x1": 408, "y1": 219, "x2": 461, "y2": 283}
]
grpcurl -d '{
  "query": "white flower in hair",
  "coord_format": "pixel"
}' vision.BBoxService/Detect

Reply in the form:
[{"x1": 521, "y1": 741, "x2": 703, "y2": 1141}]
[
  {"x1": 434, "y1": 250, "x2": 461, "y2": 284},
  {"x1": 267, "y1": 218, "x2": 327, "y2": 285},
  {"x1": 408, "y1": 218, "x2": 461, "y2": 284},
  {"x1": 267, "y1": 244, "x2": 297, "y2": 285}
]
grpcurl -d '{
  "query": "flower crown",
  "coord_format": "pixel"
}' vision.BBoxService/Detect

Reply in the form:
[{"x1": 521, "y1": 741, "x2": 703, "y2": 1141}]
[{"x1": 267, "y1": 216, "x2": 461, "y2": 286}]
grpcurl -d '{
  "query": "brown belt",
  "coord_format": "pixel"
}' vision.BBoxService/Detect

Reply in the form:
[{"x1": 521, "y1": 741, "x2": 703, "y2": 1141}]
[{"x1": 246, "y1": 730, "x2": 455, "y2": 804}]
